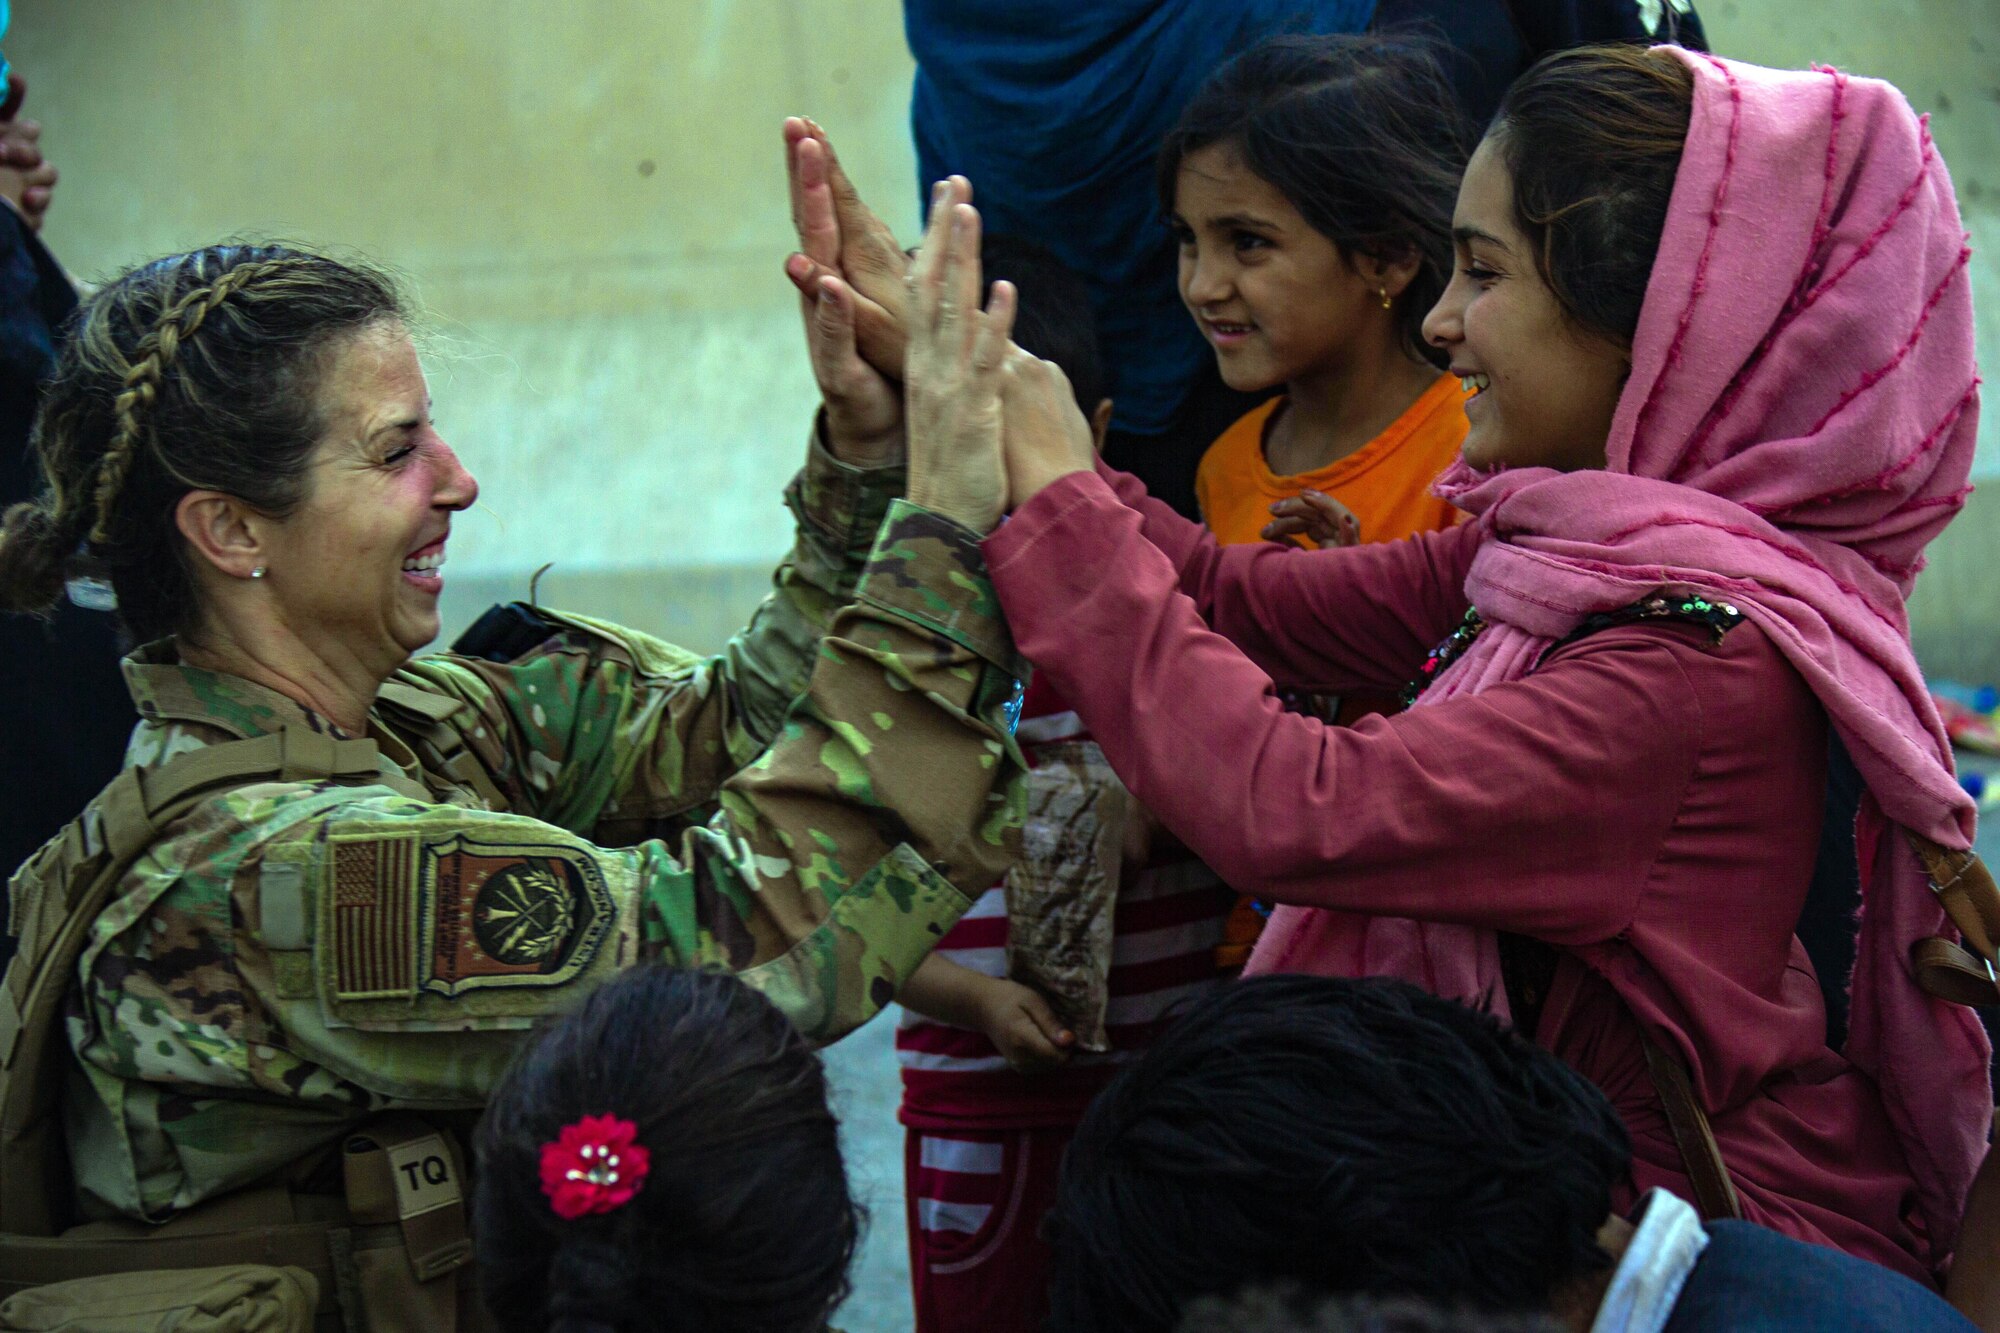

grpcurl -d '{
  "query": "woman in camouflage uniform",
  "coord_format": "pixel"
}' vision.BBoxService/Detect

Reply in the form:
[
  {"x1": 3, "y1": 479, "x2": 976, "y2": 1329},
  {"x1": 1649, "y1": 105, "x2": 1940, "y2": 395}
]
[{"x1": 0, "y1": 185, "x2": 1022, "y2": 1316}]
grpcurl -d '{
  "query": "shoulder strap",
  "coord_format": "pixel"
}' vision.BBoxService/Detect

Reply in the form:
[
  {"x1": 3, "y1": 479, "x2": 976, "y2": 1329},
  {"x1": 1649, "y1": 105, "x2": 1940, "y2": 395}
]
[
  {"x1": 1904, "y1": 831, "x2": 2000, "y2": 1007},
  {"x1": 0, "y1": 728, "x2": 390, "y2": 1236},
  {"x1": 1643, "y1": 828, "x2": 2000, "y2": 1225},
  {"x1": 374, "y1": 680, "x2": 508, "y2": 812},
  {"x1": 1641, "y1": 1038, "x2": 1744, "y2": 1223}
]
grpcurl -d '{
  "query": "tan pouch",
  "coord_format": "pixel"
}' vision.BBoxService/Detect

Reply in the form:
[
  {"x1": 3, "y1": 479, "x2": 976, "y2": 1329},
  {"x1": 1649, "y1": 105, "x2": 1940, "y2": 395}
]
[
  {"x1": 1004, "y1": 741, "x2": 1126, "y2": 1052},
  {"x1": 0, "y1": 1264, "x2": 318, "y2": 1332}
]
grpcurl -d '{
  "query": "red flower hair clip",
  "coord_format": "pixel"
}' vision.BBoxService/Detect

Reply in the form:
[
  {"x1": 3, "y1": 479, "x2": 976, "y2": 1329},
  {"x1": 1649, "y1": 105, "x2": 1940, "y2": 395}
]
[{"x1": 538, "y1": 1114, "x2": 652, "y2": 1220}]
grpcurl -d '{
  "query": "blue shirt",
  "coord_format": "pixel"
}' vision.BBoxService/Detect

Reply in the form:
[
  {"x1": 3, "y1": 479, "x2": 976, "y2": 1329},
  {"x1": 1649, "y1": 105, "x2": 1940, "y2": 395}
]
[{"x1": 1665, "y1": 1222, "x2": 1972, "y2": 1333}]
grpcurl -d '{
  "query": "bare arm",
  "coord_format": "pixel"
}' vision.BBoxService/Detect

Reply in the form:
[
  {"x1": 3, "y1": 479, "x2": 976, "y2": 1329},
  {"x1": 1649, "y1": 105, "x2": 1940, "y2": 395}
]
[{"x1": 901, "y1": 955, "x2": 1074, "y2": 1071}]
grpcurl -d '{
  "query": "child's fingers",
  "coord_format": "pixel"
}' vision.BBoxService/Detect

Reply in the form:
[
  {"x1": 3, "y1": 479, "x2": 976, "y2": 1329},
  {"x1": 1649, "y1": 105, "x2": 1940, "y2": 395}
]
[
  {"x1": 1018, "y1": 990, "x2": 1075, "y2": 1050},
  {"x1": 1260, "y1": 519, "x2": 1312, "y2": 545},
  {"x1": 1300, "y1": 490, "x2": 1362, "y2": 546}
]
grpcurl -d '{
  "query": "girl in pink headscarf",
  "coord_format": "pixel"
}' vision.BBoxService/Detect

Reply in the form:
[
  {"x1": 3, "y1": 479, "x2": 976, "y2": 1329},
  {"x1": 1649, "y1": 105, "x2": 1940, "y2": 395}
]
[{"x1": 983, "y1": 45, "x2": 1987, "y2": 1284}]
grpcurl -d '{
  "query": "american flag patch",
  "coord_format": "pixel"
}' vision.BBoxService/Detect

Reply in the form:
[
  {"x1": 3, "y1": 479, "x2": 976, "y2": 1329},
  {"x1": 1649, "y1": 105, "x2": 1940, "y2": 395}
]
[{"x1": 329, "y1": 837, "x2": 419, "y2": 999}]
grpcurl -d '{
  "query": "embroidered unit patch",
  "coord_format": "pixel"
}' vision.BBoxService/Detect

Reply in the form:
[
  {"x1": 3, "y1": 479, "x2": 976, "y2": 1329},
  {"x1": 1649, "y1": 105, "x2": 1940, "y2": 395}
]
[{"x1": 419, "y1": 834, "x2": 612, "y2": 996}]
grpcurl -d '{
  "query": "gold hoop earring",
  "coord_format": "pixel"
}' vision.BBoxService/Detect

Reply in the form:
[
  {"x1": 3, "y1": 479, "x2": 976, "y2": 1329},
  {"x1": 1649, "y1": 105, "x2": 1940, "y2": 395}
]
[{"x1": 1378, "y1": 287, "x2": 1392, "y2": 310}]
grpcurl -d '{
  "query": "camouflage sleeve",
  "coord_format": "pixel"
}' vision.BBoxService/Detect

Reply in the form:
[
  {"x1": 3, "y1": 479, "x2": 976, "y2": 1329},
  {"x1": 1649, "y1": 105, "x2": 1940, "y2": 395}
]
[
  {"x1": 67, "y1": 504, "x2": 1023, "y2": 1216},
  {"x1": 400, "y1": 429, "x2": 906, "y2": 836},
  {"x1": 727, "y1": 422, "x2": 908, "y2": 746}
]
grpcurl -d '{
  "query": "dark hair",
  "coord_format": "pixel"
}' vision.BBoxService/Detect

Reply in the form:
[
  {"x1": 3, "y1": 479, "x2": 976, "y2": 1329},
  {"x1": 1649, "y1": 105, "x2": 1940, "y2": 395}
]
[
  {"x1": 1157, "y1": 33, "x2": 1468, "y2": 368},
  {"x1": 473, "y1": 966, "x2": 860, "y2": 1333},
  {"x1": 1044, "y1": 976, "x2": 1631, "y2": 1332},
  {"x1": 983, "y1": 232, "x2": 1106, "y2": 413},
  {"x1": 1487, "y1": 45, "x2": 1696, "y2": 346},
  {"x1": 0, "y1": 243, "x2": 406, "y2": 643},
  {"x1": 1178, "y1": 1287, "x2": 1566, "y2": 1333}
]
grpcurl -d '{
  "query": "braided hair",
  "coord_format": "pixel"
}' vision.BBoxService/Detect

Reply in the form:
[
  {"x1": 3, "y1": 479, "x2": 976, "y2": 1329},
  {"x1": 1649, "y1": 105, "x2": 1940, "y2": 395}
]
[{"x1": 0, "y1": 243, "x2": 404, "y2": 642}]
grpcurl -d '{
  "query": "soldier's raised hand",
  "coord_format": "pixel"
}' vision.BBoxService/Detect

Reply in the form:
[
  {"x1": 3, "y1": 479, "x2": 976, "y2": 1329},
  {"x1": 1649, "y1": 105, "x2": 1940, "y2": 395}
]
[{"x1": 903, "y1": 178, "x2": 1014, "y2": 534}]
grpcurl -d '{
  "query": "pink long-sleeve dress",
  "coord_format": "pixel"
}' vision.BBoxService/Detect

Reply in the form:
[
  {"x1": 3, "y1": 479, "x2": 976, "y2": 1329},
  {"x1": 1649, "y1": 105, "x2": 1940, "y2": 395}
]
[{"x1": 983, "y1": 462, "x2": 1932, "y2": 1284}]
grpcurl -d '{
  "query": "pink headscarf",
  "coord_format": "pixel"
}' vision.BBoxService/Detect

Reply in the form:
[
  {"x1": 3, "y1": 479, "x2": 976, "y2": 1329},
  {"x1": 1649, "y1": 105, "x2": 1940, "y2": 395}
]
[{"x1": 1252, "y1": 50, "x2": 1987, "y2": 1255}]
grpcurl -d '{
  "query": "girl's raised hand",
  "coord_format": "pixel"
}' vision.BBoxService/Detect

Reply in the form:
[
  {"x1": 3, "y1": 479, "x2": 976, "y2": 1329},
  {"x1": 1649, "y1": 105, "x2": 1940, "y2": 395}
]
[
  {"x1": 998, "y1": 350, "x2": 1095, "y2": 511},
  {"x1": 903, "y1": 179, "x2": 1015, "y2": 534}
]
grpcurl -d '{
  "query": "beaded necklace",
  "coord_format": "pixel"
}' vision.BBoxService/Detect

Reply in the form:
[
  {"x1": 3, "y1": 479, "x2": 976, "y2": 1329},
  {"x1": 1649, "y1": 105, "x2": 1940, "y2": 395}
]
[{"x1": 1401, "y1": 593, "x2": 1746, "y2": 709}]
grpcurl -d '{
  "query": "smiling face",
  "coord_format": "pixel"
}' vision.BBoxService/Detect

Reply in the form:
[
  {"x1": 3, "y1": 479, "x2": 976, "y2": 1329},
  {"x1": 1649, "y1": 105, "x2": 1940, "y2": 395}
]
[
  {"x1": 255, "y1": 320, "x2": 477, "y2": 675},
  {"x1": 1422, "y1": 137, "x2": 1629, "y2": 473},
  {"x1": 1171, "y1": 143, "x2": 1383, "y2": 393}
]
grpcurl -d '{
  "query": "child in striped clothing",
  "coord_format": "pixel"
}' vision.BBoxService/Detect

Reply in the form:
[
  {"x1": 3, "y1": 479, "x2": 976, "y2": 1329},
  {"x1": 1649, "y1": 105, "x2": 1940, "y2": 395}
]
[{"x1": 894, "y1": 236, "x2": 1239, "y2": 1333}]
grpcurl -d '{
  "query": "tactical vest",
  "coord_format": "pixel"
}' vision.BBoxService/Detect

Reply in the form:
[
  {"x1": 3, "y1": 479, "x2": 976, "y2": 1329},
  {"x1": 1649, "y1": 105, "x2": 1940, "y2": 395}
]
[{"x1": 0, "y1": 692, "x2": 509, "y2": 1333}]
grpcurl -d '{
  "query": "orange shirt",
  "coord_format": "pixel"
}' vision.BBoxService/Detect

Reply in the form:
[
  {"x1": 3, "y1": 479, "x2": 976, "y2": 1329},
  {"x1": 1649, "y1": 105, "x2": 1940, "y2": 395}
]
[
  {"x1": 1194, "y1": 372, "x2": 1469, "y2": 549},
  {"x1": 1197, "y1": 373, "x2": 1467, "y2": 970}
]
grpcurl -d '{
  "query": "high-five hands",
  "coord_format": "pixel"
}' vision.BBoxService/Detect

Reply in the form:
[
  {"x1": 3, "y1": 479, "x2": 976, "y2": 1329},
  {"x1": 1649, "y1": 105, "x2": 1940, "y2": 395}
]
[
  {"x1": 786, "y1": 120, "x2": 1095, "y2": 519},
  {"x1": 783, "y1": 118, "x2": 910, "y2": 381},
  {"x1": 903, "y1": 178, "x2": 1015, "y2": 534},
  {"x1": 788, "y1": 124, "x2": 902, "y2": 468}
]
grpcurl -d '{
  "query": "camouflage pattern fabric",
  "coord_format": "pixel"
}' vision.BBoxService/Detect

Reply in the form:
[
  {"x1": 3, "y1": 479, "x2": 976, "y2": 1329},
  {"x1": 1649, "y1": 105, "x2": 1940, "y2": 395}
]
[{"x1": 56, "y1": 441, "x2": 1025, "y2": 1223}]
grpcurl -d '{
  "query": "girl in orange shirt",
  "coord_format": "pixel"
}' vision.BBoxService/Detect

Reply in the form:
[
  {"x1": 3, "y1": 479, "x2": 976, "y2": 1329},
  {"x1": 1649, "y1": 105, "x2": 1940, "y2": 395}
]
[
  {"x1": 1166, "y1": 34, "x2": 1471, "y2": 557},
  {"x1": 1163, "y1": 35, "x2": 1474, "y2": 964}
]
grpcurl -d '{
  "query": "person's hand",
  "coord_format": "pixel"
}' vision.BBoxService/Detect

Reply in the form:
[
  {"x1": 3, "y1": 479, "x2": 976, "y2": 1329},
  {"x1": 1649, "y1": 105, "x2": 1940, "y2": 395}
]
[
  {"x1": 805, "y1": 276, "x2": 902, "y2": 466},
  {"x1": 903, "y1": 180, "x2": 1014, "y2": 533},
  {"x1": 783, "y1": 118, "x2": 909, "y2": 381},
  {"x1": 0, "y1": 77, "x2": 57, "y2": 232},
  {"x1": 975, "y1": 977, "x2": 1075, "y2": 1072},
  {"x1": 789, "y1": 136, "x2": 901, "y2": 466},
  {"x1": 1262, "y1": 489, "x2": 1361, "y2": 548},
  {"x1": 998, "y1": 349, "x2": 1095, "y2": 511}
]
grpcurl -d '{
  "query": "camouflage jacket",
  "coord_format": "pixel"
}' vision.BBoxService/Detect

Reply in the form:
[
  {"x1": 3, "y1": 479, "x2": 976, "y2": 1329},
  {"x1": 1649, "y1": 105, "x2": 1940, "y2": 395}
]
[{"x1": 55, "y1": 443, "x2": 1026, "y2": 1223}]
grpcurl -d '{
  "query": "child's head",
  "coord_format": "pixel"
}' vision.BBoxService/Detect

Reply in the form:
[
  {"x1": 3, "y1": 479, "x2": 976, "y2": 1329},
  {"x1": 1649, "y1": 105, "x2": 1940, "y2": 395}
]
[
  {"x1": 473, "y1": 966, "x2": 859, "y2": 1333},
  {"x1": 982, "y1": 232, "x2": 1114, "y2": 446},
  {"x1": 1044, "y1": 976, "x2": 1629, "y2": 1332},
  {"x1": 1158, "y1": 34, "x2": 1466, "y2": 392}
]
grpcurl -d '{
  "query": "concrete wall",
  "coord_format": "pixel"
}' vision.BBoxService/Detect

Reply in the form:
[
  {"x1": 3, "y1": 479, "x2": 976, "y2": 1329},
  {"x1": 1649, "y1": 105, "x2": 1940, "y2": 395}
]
[{"x1": 10, "y1": 0, "x2": 2000, "y2": 675}]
